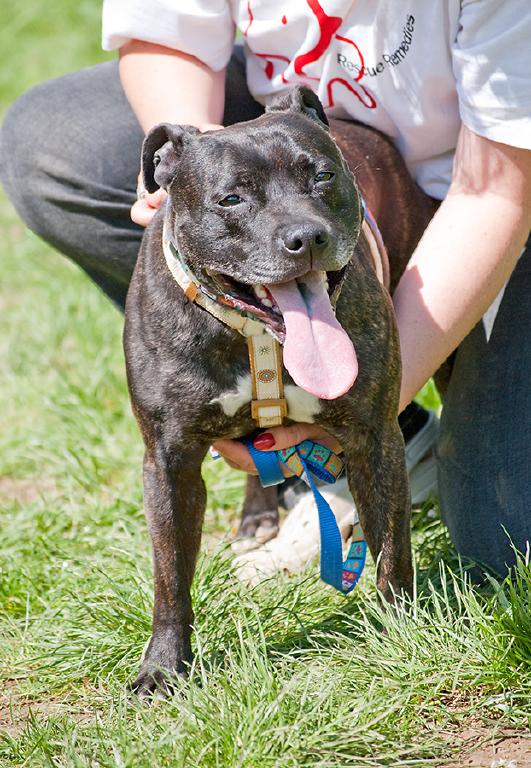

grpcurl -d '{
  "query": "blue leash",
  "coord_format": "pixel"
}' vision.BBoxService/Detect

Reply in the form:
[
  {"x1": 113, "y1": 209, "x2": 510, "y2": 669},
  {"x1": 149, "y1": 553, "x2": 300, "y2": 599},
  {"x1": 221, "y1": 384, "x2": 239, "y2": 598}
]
[{"x1": 242, "y1": 437, "x2": 366, "y2": 594}]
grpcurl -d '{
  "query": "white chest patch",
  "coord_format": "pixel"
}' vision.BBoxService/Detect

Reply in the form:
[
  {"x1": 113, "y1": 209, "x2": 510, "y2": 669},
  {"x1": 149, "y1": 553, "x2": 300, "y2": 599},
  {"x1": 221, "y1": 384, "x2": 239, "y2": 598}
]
[
  {"x1": 211, "y1": 374, "x2": 321, "y2": 423},
  {"x1": 211, "y1": 375, "x2": 253, "y2": 418},
  {"x1": 284, "y1": 385, "x2": 321, "y2": 423}
]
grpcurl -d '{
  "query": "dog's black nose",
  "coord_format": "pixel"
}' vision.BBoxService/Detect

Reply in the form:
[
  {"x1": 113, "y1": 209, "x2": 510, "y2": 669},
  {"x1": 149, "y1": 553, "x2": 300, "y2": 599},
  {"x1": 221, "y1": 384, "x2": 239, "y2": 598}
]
[{"x1": 282, "y1": 224, "x2": 329, "y2": 256}]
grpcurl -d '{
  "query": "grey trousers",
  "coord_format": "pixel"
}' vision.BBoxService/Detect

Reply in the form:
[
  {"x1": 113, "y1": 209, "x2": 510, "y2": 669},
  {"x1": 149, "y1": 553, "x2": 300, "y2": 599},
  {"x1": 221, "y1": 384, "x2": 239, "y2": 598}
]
[{"x1": 1, "y1": 58, "x2": 529, "y2": 576}]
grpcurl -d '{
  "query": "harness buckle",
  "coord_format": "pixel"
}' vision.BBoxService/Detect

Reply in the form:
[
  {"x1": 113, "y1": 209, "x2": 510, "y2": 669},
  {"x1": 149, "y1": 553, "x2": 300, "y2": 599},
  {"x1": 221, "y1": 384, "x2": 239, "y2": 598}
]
[{"x1": 251, "y1": 398, "x2": 288, "y2": 427}]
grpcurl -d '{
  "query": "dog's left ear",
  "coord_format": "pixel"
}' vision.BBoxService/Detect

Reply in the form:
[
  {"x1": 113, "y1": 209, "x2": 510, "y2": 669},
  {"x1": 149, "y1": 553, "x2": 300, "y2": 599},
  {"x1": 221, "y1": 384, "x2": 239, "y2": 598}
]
[
  {"x1": 265, "y1": 86, "x2": 329, "y2": 130},
  {"x1": 142, "y1": 123, "x2": 200, "y2": 193}
]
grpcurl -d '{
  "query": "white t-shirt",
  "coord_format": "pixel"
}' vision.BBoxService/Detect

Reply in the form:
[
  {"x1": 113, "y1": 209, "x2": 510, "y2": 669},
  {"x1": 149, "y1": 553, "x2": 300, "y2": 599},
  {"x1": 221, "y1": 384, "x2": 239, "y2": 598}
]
[{"x1": 102, "y1": 0, "x2": 531, "y2": 200}]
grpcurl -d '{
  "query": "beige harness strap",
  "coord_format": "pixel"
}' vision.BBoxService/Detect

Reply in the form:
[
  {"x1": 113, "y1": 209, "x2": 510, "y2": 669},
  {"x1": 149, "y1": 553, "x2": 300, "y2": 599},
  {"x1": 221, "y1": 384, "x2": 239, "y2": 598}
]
[
  {"x1": 247, "y1": 334, "x2": 287, "y2": 427},
  {"x1": 361, "y1": 219, "x2": 385, "y2": 287},
  {"x1": 162, "y1": 222, "x2": 287, "y2": 427},
  {"x1": 361, "y1": 216, "x2": 389, "y2": 290}
]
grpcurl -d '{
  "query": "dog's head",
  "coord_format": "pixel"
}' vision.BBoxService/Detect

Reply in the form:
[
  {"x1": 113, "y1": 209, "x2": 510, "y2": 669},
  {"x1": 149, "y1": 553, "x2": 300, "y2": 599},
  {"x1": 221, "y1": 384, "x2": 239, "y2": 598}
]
[
  {"x1": 142, "y1": 86, "x2": 361, "y2": 294},
  {"x1": 142, "y1": 87, "x2": 363, "y2": 399}
]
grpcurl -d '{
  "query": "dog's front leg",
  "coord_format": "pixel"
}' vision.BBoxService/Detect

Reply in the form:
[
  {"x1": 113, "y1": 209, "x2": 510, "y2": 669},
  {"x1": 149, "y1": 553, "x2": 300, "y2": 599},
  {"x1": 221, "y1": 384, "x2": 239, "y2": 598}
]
[
  {"x1": 132, "y1": 442, "x2": 207, "y2": 699},
  {"x1": 343, "y1": 423, "x2": 413, "y2": 604}
]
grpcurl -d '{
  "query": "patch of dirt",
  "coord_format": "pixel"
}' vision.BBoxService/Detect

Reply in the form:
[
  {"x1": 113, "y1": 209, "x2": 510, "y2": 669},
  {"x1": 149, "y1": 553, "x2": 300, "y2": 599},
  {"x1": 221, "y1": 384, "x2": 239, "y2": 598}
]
[
  {"x1": 440, "y1": 724, "x2": 531, "y2": 767},
  {"x1": 0, "y1": 476, "x2": 58, "y2": 506},
  {"x1": 0, "y1": 681, "x2": 93, "y2": 738}
]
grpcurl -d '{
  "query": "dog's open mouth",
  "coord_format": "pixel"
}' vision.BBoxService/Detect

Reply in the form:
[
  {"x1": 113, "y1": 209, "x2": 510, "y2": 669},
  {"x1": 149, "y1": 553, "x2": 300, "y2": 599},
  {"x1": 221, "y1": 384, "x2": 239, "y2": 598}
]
[
  {"x1": 209, "y1": 266, "x2": 357, "y2": 400},
  {"x1": 209, "y1": 266, "x2": 347, "y2": 334}
]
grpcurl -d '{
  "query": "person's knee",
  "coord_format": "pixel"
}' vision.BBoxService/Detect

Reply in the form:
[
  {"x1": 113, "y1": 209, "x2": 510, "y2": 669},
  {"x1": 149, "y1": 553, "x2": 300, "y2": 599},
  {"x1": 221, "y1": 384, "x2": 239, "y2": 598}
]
[{"x1": 1, "y1": 64, "x2": 141, "y2": 306}]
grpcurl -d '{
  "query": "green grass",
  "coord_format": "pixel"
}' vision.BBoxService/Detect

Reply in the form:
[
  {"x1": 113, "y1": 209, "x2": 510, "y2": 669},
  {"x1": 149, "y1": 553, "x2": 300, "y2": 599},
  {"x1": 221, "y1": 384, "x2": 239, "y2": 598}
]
[{"x1": 1, "y1": 3, "x2": 530, "y2": 765}]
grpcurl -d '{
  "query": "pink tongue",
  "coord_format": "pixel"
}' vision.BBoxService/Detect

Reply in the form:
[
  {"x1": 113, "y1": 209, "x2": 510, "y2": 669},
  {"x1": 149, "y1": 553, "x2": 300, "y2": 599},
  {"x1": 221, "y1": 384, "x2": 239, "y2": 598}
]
[{"x1": 266, "y1": 273, "x2": 358, "y2": 399}]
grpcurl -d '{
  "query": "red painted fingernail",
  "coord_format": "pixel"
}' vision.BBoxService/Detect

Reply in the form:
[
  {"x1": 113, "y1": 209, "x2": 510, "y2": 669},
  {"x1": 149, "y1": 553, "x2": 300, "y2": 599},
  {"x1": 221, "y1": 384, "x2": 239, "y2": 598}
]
[{"x1": 253, "y1": 432, "x2": 275, "y2": 450}]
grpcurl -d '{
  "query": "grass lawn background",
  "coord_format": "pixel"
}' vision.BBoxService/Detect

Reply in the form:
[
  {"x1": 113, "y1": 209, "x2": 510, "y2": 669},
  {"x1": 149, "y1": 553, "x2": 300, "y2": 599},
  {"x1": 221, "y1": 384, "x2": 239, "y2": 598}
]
[{"x1": 0, "y1": 2, "x2": 529, "y2": 765}]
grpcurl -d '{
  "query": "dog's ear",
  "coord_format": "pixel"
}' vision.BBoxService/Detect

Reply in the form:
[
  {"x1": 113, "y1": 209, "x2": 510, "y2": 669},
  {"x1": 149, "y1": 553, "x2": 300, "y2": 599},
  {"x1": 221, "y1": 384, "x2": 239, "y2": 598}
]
[
  {"x1": 265, "y1": 86, "x2": 329, "y2": 129},
  {"x1": 141, "y1": 123, "x2": 200, "y2": 193}
]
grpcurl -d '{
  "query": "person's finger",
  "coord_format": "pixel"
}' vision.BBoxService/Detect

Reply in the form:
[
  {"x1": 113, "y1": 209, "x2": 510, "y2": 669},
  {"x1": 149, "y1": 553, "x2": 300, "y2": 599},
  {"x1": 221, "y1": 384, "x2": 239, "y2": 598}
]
[
  {"x1": 252, "y1": 424, "x2": 343, "y2": 454},
  {"x1": 199, "y1": 123, "x2": 224, "y2": 133},
  {"x1": 212, "y1": 438, "x2": 258, "y2": 474},
  {"x1": 212, "y1": 437, "x2": 295, "y2": 477},
  {"x1": 224, "y1": 456, "x2": 258, "y2": 474},
  {"x1": 131, "y1": 188, "x2": 168, "y2": 227}
]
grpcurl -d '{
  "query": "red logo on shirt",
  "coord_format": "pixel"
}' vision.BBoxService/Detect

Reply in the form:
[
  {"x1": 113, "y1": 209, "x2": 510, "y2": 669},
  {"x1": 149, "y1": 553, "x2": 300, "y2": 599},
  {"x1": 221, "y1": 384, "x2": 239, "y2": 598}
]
[
  {"x1": 244, "y1": 0, "x2": 376, "y2": 110},
  {"x1": 293, "y1": 0, "x2": 342, "y2": 80}
]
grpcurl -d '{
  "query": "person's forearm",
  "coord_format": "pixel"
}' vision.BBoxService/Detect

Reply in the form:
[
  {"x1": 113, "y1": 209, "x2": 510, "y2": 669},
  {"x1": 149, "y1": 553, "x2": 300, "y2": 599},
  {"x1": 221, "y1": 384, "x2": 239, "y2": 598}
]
[
  {"x1": 119, "y1": 40, "x2": 225, "y2": 133},
  {"x1": 394, "y1": 127, "x2": 531, "y2": 412}
]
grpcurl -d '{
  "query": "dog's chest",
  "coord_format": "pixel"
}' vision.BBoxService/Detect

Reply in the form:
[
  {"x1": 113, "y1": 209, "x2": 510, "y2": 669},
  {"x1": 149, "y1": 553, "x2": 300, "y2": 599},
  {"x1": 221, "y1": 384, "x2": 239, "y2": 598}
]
[{"x1": 210, "y1": 374, "x2": 321, "y2": 423}]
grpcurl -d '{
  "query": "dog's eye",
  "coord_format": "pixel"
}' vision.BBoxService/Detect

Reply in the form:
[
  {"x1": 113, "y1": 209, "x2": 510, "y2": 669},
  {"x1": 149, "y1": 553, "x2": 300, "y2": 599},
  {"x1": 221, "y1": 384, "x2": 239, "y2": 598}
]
[
  {"x1": 314, "y1": 171, "x2": 335, "y2": 183},
  {"x1": 219, "y1": 194, "x2": 243, "y2": 207}
]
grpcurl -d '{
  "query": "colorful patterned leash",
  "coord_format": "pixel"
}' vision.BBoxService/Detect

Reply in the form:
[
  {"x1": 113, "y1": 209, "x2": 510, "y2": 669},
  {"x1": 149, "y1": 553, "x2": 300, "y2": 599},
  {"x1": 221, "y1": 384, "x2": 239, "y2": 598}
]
[{"x1": 242, "y1": 437, "x2": 367, "y2": 593}]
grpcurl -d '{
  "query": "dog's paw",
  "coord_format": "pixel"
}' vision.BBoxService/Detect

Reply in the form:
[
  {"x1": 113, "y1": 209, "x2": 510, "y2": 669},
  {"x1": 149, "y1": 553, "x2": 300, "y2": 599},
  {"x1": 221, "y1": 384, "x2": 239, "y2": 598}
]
[
  {"x1": 131, "y1": 630, "x2": 192, "y2": 701},
  {"x1": 130, "y1": 664, "x2": 185, "y2": 701},
  {"x1": 232, "y1": 511, "x2": 279, "y2": 554}
]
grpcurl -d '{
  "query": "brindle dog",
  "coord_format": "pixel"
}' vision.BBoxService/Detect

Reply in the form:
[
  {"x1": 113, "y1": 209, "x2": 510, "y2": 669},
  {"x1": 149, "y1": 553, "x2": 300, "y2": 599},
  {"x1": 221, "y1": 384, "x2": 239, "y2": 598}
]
[{"x1": 124, "y1": 86, "x2": 437, "y2": 697}]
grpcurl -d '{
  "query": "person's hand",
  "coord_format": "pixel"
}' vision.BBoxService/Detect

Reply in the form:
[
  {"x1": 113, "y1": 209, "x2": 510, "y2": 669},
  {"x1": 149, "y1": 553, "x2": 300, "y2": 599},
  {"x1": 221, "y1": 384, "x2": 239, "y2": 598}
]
[
  {"x1": 213, "y1": 423, "x2": 343, "y2": 474},
  {"x1": 131, "y1": 122, "x2": 224, "y2": 227},
  {"x1": 131, "y1": 177, "x2": 167, "y2": 227}
]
